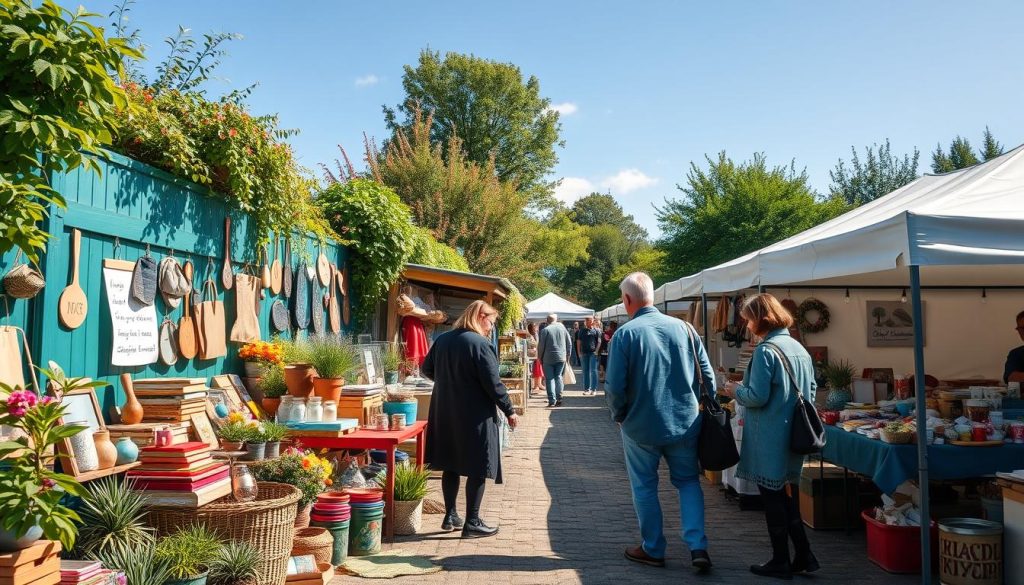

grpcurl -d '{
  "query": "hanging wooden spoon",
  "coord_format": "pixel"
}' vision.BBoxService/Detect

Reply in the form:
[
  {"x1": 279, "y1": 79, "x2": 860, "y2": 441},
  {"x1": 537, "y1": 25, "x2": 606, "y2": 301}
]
[
  {"x1": 316, "y1": 243, "x2": 331, "y2": 286},
  {"x1": 328, "y1": 266, "x2": 341, "y2": 333},
  {"x1": 221, "y1": 216, "x2": 234, "y2": 290},
  {"x1": 58, "y1": 228, "x2": 88, "y2": 329},
  {"x1": 282, "y1": 237, "x2": 293, "y2": 299},
  {"x1": 261, "y1": 245, "x2": 271, "y2": 289},
  {"x1": 270, "y1": 235, "x2": 282, "y2": 295},
  {"x1": 178, "y1": 260, "x2": 197, "y2": 359}
]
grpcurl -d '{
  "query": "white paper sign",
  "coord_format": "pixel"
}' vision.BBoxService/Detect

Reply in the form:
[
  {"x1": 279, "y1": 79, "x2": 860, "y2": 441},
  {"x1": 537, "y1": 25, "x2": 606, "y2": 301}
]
[
  {"x1": 363, "y1": 349, "x2": 377, "y2": 382},
  {"x1": 104, "y1": 265, "x2": 159, "y2": 366}
]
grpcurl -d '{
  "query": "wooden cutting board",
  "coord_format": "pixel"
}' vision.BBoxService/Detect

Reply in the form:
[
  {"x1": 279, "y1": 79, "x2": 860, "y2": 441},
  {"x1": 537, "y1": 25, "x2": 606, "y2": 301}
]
[
  {"x1": 282, "y1": 238, "x2": 293, "y2": 299},
  {"x1": 221, "y1": 216, "x2": 234, "y2": 290},
  {"x1": 316, "y1": 244, "x2": 331, "y2": 286},
  {"x1": 178, "y1": 260, "x2": 197, "y2": 359},
  {"x1": 270, "y1": 235, "x2": 282, "y2": 294},
  {"x1": 58, "y1": 228, "x2": 88, "y2": 329}
]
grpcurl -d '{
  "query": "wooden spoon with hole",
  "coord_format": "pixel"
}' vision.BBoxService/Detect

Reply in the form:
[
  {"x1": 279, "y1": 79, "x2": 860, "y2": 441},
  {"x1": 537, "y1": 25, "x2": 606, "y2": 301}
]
[
  {"x1": 58, "y1": 228, "x2": 88, "y2": 329},
  {"x1": 221, "y1": 216, "x2": 234, "y2": 290},
  {"x1": 261, "y1": 245, "x2": 271, "y2": 289},
  {"x1": 270, "y1": 235, "x2": 282, "y2": 295},
  {"x1": 178, "y1": 260, "x2": 197, "y2": 359}
]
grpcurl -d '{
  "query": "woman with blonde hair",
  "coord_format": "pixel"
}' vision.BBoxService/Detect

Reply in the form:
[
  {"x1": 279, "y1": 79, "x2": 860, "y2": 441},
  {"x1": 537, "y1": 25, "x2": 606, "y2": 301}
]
[
  {"x1": 720, "y1": 293, "x2": 819, "y2": 579},
  {"x1": 422, "y1": 300, "x2": 520, "y2": 537}
]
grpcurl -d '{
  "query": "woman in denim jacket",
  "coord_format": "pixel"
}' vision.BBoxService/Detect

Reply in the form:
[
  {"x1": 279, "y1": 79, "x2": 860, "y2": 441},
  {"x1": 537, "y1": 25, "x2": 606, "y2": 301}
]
[{"x1": 721, "y1": 294, "x2": 819, "y2": 580}]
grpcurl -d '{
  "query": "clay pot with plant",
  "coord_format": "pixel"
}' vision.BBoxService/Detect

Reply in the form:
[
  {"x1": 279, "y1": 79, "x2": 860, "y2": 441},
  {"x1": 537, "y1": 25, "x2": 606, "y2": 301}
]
[
  {"x1": 217, "y1": 420, "x2": 250, "y2": 452},
  {"x1": 260, "y1": 421, "x2": 288, "y2": 459},
  {"x1": 281, "y1": 338, "x2": 316, "y2": 398},
  {"x1": 307, "y1": 336, "x2": 359, "y2": 403},
  {"x1": 155, "y1": 524, "x2": 223, "y2": 585},
  {"x1": 823, "y1": 359, "x2": 857, "y2": 411},
  {"x1": 257, "y1": 364, "x2": 287, "y2": 416},
  {"x1": 382, "y1": 342, "x2": 404, "y2": 385}
]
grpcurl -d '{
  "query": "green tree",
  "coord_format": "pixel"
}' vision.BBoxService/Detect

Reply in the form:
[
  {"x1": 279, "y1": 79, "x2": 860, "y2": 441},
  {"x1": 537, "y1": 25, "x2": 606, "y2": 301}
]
[
  {"x1": 656, "y1": 152, "x2": 847, "y2": 278},
  {"x1": 604, "y1": 246, "x2": 668, "y2": 302},
  {"x1": 981, "y1": 126, "x2": 1004, "y2": 161},
  {"x1": 570, "y1": 193, "x2": 648, "y2": 253},
  {"x1": 1, "y1": 0, "x2": 140, "y2": 261},
  {"x1": 555, "y1": 224, "x2": 634, "y2": 309},
  {"x1": 829, "y1": 140, "x2": 919, "y2": 205},
  {"x1": 930, "y1": 128, "x2": 1004, "y2": 173},
  {"x1": 383, "y1": 50, "x2": 563, "y2": 208},
  {"x1": 407, "y1": 226, "x2": 469, "y2": 272}
]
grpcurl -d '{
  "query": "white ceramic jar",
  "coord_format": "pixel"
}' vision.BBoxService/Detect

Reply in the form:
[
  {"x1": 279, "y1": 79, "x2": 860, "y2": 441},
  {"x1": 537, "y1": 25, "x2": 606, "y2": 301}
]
[{"x1": 306, "y1": 397, "x2": 323, "y2": 422}]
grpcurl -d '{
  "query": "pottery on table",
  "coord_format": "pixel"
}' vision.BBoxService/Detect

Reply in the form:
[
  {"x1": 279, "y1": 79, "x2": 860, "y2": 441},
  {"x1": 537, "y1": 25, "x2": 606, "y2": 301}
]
[
  {"x1": 93, "y1": 430, "x2": 117, "y2": 469},
  {"x1": 244, "y1": 442, "x2": 265, "y2": 461},
  {"x1": 262, "y1": 397, "x2": 281, "y2": 417},
  {"x1": 221, "y1": 440, "x2": 244, "y2": 451},
  {"x1": 312, "y1": 377, "x2": 345, "y2": 403},
  {"x1": 68, "y1": 424, "x2": 99, "y2": 473},
  {"x1": 115, "y1": 437, "x2": 139, "y2": 465},
  {"x1": 265, "y1": 441, "x2": 281, "y2": 459},
  {"x1": 120, "y1": 373, "x2": 144, "y2": 425},
  {"x1": 285, "y1": 364, "x2": 316, "y2": 398},
  {"x1": 825, "y1": 387, "x2": 853, "y2": 411}
]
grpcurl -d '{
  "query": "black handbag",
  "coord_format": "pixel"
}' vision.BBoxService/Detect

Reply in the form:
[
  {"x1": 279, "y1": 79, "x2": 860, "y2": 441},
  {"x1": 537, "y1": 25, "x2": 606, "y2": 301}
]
[
  {"x1": 684, "y1": 323, "x2": 741, "y2": 472},
  {"x1": 761, "y1": 342, "x2": 826, "y2": 455}
]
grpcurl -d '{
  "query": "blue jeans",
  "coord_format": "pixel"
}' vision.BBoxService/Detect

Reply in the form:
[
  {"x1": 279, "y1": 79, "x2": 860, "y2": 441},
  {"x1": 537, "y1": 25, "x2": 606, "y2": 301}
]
[
  {"x1": 542, "y1": 362, "x2": 565, "y2": 404},
  {"x1": 621, "y1": 430, "x2": 708, "y2": 558},
  {"x1": 581, "y1": 353, "x2": 598, "y2": 391}
]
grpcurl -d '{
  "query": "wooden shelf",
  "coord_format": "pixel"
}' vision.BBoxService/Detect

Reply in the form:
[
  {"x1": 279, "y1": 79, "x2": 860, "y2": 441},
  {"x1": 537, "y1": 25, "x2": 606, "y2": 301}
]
[{"x1": 74, "y1": 461, "x2": 141, "y2": 483}]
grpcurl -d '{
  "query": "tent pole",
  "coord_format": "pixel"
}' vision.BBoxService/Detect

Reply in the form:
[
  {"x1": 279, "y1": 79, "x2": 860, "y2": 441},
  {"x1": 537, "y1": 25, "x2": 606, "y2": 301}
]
[
  {"x1": 701, "y1": 293, "x2": 710, "y2": 349},
  {"x1": 909, "y1": 265, "x2": 931, "y2": 585}
]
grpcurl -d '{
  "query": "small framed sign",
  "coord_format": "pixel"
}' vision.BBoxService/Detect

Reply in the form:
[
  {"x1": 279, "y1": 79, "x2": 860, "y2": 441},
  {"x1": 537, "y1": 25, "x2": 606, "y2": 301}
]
[{"x1": 866, "y1": 301, "x2": 924, "y2": 347}]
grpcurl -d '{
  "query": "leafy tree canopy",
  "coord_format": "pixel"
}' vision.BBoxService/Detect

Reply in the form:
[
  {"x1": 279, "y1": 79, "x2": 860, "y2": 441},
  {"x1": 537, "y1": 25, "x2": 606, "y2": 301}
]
[
  {"x1": 656, "y1": 152, "x2": 848, "y2": 278},
  {"x1": 931, "y1": 128, "x2": 1003, "y2": 173},
  {"x1": 383, "y1": 49, "x2": 563, "y2": 209},
  {"x1": 829, "y1": 139, "x2": 919, "y2": 205},
  {"x1": 570, "y1": 192, "x2": 648, "y2": 252}
]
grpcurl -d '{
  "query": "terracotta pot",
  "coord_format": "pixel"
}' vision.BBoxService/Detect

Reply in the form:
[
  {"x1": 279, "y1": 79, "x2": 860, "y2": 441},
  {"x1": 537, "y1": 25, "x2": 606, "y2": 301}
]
[
  {"x1": 243, "y1": 361, "x2": 263, "y2": 378},
  {"x1": 93, "y1": 430, "x2": 117, "y2": 470},
  {"x1": 312, "y1": 377, "x2": 345, "y2": 403},
  {"x1": 120, "y1": 373, "x2": 144, "y2": 424},
  {"x1": 262, "y1": 397, "x2": 281, "y2": 416},
  {"x1": 221, "y1": 440, "x2": 243, "y2": 451},
  {"x1": 285, "y1": 364, "x2": 316, "y2": 398},
  {"x1": 294, "y1": 503, "x2": 312, "y2": 528}
]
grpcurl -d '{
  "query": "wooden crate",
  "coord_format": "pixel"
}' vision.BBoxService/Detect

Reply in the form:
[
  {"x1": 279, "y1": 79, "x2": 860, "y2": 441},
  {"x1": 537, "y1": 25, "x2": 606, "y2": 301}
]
[{"x1": 337, "y1": 393, "x2": 383, "y2": 426}]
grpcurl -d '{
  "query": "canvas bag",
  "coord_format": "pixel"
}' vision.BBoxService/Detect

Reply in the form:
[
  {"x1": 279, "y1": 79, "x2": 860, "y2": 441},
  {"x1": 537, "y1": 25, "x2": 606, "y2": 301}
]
[
  {"x1": 0, "y1": 325, "x2": 36, "y2": 390},
  {"x1": 761, "y1": 342, "x2": 826, "y2": 455},
  {"x1": 195, "y1": 279, "x2": 226, "y2": 359},
  {"x1": 684, "y1": 322, "x2": 740, "y2": 472},
  {"x1": 562, "y1": 364, "x2": 576, "y2": 385}
]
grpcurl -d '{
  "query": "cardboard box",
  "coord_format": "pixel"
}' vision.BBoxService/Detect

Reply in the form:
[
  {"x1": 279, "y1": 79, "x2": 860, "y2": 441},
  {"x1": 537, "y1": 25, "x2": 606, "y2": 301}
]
[{"x1": 799, "y1": 466, "x2": 861, "y2": 529}]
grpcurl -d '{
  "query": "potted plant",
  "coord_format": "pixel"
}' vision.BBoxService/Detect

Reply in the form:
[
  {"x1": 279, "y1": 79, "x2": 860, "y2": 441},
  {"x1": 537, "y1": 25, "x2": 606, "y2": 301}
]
[
  {"x1": 260, "y1": 421, "x2": 288, "y2": 459},
  {"x1": 256, "y1": 364, "x2": 287, "y2": 416},
  {"x1": 217, "y1": 419, "x2": 250, "y2": 451},
  {"x1": 154, "y1": 524, "x2": 223, "y2": 585},
  {"x1": 238, "y1": 340, "x2": 283, "y2": 378},
  {"x1": 307, "y1": 336, "x2": 359, "y2": 403},
  {"x1": 74, "y1": 477, "x2": 154, "y2": 558},
  {"x1": 0, "y1": 362, "x2": 106, "y2": 551},
  {"x1": 251, "y1": 448, "x2": 333, "y2": 528},
  {"x1": 823, "y1": 359, "x2": 857, "y2": 410},
  {"x1": 281, "y1": 337, "x2": 316, "y2": 398},
  {"x1": 393, "y1": 465, "x2": 431, "y2": 535},
  {"x1": 382, "y1": 343, "x2": 404, "y2": 384},
  {"x1": 90, "y1": 540, "x2": 173, "y2": 585},
  {"x1": 382, "y1": 388, "x2": 418, "y2": 425},
  {"x1": 208, "y1": 540, "x2": 261, "y2": 585},
  {"x1": 243, "y1": 422, "x2": 265, "y2": 462}
]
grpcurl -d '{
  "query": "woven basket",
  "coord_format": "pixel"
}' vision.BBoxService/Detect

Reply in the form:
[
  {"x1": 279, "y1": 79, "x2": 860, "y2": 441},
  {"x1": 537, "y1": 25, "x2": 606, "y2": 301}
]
[
  {"x1": 880, "y1": 429, "x2": 913, "y2": 444},
  {"x1": 393, "y1": 499, "x2": 423, "y2": 535},
  {"x1": 2, "y1": 262, "x2": 44, "y2": 299},
  {"x1": 291, "y1": 527, "x2": 333, "y2": 565},
  {"x1": 294, "y1": 503, "x2": 312, "y2": 528},
  {"x1": 145, "y1": 482, "x2": 300, "y2": 585}
]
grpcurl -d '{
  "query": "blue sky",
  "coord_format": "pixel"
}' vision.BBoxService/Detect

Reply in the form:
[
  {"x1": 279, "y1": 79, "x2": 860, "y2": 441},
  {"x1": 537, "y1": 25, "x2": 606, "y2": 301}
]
[{"x1": 89, "y1": 0, "x2": 1024, "y2": 237}]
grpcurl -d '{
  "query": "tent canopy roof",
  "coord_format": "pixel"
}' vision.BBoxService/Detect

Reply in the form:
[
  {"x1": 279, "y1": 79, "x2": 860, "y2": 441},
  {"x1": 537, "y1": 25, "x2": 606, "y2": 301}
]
[{"x1": 525, "y1": 292, "x2": 594, "y2": 321}]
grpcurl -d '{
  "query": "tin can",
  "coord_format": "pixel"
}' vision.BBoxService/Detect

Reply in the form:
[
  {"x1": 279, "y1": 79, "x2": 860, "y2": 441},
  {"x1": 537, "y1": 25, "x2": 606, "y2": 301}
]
[{"x1": 391, "y1": 413, "x2": 406, "y2": 430}]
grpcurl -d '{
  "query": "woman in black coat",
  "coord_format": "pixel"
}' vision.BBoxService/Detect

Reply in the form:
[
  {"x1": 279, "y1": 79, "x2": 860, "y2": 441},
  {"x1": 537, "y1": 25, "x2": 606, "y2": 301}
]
[{"x1": 422, "y1": 300, "x2": 519, "y2": 538}]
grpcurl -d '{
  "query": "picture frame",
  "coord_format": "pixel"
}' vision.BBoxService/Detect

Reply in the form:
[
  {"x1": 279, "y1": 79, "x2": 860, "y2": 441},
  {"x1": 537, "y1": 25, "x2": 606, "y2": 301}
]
[
  {"x1": 55, "y1": 386, "x2": 105, "y2": 479},
  {"x1": 863, "y1": 368, "x2": 895, "y2": 400},
  {"x1": 189, "y1": 412, "x2": 219, "y2": 448},
  {"x1": 211, "y1": 374, "x2": 261, "y2": 418},
  {"x1": 866, "y1": 300, "x2": 924, "y2": 347}
]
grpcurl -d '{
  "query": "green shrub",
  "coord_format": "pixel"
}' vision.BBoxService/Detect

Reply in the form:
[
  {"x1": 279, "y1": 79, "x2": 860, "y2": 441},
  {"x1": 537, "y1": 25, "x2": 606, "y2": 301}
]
[
  {"x1": 305, "y1": 335, "x2": 359, "y2": 380},
  {"x1": 154, "y1": 524, "x2": 223, "y2": 579},
  {"x1": 393, "y1": 465, "x2": 431, "y2": 502},
  {"x1": 209, "y1": 540, "x2": 261, "y2": 585}
]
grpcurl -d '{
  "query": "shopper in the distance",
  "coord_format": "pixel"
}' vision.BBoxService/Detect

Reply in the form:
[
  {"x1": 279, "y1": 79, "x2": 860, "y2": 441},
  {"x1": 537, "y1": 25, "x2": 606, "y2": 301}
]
[{"x1": 537, "y1": 313, "x2": 572, "y2": 407}]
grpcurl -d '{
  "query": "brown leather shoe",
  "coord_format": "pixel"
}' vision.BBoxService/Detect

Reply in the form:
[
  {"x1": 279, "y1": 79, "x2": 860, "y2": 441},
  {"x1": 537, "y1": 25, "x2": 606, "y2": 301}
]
[{"x1": 624, "y1": 545, "x2": 665, "y2": 567}]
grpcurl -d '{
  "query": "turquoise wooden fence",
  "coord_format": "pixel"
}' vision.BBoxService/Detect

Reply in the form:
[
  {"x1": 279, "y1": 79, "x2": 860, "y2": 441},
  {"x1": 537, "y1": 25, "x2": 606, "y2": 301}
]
[{"x1": 1, "y1": 150, "x2": 350, "y2": 418}]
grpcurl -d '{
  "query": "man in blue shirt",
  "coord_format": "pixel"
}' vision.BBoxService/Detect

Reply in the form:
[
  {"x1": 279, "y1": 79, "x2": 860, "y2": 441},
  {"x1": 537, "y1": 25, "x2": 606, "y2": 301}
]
[
  {"x1": 576, "y1": 317, "x2": 603, "y2": 395},
  {"x1": 605, "y1": 272, "x2": 714, "y2": 572}
]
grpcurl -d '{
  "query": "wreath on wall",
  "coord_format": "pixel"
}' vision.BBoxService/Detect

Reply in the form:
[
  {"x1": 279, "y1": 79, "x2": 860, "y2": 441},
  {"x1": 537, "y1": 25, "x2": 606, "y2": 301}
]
[{"x1": 797, "y1": 298, "x2": 830, "y2": 334}]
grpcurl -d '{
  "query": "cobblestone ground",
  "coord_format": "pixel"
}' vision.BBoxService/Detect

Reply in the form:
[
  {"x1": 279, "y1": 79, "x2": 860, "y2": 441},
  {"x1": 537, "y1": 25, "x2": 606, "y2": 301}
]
[{"x1": 332, "y1": 371, "x2": 919, "y2": 584}]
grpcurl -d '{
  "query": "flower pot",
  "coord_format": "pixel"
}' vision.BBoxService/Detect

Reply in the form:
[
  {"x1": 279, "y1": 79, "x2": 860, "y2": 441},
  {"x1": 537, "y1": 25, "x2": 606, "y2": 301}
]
[
  {"x1": 285, "y1": 364, "x2": 316, "y2": 398},
  {"x1": 826, "y1": 387, "x2": 853, "y2": 411},
  {"x1": 245, "y1": 442, "x2": 266, "y2": 461},
  {"x1": 68, "y1": 424, "x2": 99, "y2": 472},
  {"x1": 265, "y1": 441, "x2": 281, "y2": 459},
  {"x1": 294, "y1": 503, "x2": 312, "y2": 528},
  {"x1": 393, "y1": 499, "x2": 423, "y2": 535},
  {"x1": 165, "y1": 571, "x2": 209, "y2": 585},
  {"x1": 0, "y1": 521, "x2": 42, "y2": 552},
  {"x1": 221, "y1": 440, "x2": 243, "y2": 451},
  {"x1": 262, "y1": 397, "x2": 281, "y2": 417},
  {"x1": 312, "y1": 377, "x2": 345, "y2": 403},
  {"x1": 382, "y1": 400, "x2": 418, "y2": 424},
  {"x1": 385, "y1": 371, "x2": 400, "y2": 385},
  {"x1": 243, "y1": 361, "x2": 263, "y2": 378},
  {"x1": 115, "y1": 437, "x2": 139, "y2": 465},
  {"x1": 93, "y1": 429, "x2": 117, "y2": 470}
]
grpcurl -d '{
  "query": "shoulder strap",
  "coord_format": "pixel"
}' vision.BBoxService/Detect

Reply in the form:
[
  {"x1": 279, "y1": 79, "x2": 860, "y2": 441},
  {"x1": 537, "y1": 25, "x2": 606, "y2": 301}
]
[
  {"x1": 681, "y1": 321, "x2": 711, "y2": 400},
  {"x1": 760, "y1": 341, "x2": 807, "y2": 403}
]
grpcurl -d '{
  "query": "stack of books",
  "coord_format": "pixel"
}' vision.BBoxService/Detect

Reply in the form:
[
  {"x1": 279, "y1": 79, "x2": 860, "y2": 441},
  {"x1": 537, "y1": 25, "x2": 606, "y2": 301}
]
[
  {"x1": 59, "y1": 561, "x2": 112, "y2": 585},
  {"x1": 340, "y1": 383, "x2": 383, "y2": 396},
  {"x1": 0, "y1": 541, "x2": 61, "y2": 585},
  {"x1": 134, "y1": 378, "x2": 208, "y2": 422},
  {"x1": 126, "y1": 442, "x2": 231, "y2": 507},
  {"x1": 107, "y1": 422, "x2": 190, "y2": 448}
]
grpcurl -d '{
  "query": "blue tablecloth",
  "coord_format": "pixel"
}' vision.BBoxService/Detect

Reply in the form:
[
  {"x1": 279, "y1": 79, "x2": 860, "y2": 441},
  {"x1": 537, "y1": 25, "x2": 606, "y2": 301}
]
[{"x1": 822, "y1": 425, "x2": 1024, "y2": 494}]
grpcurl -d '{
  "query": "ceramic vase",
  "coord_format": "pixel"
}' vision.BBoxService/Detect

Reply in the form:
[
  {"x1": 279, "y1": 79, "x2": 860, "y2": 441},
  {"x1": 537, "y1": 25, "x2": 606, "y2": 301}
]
[
  {"x1": 69, "y1": 425, "x2": 99, "y2": 472},
  {"x1": 93, "y1": 430, "x2": 117, "y2": 469},
  {"x1": 120, "y1": 377, "x2": 144, "y2": 425},
  {"x1": 285, "y1": 364, "x2": 316, "y2": 398},
  {"x1": 312, "y1": 377, "x2": 344, "y2": 403},
  {"x1": 262, "y1": 397, "x2": 281, "y2": 417},
  {"x1": 825, "y1": 387, "x2": 853, "y2": 411},
  {"x1": 221, "y1": 440, "x2": 243, "y2": 451},
  {"x1": 385, "y1": 371, "x2": 400, "y2": 385},
  {"x1": 245, "y1": 442, "x2": 265, "y2": 461},
  {"x1": 115, "y1": 437, "x2": 139, "y2": 465}
]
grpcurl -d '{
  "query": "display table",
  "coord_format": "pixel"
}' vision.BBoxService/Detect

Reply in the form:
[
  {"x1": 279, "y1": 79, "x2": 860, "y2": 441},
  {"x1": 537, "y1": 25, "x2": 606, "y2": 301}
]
[
  {"x1": 822, "y1": 425, "x2": 1024, "y2": 494},
  {"x1": 291, "y1": 421, "x2": 427, "y2": 541}
]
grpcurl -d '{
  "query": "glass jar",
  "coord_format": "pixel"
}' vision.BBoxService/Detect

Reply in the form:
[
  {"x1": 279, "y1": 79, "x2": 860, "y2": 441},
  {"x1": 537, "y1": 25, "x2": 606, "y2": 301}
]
[
  {"x1": 291, "y1": 398, "x2": 306, "y2": 424},
  {"x1": 279, "y1": 396, "x2": 294, "y2": 423},
  {"x1": 231, "y1": 463, "x2": 258, "y2": 502},
  {"x1": 306, "y1": 397, "x2": 323, "y2": 422},
  {"x1": 322, "y1": 400, "x2": 337, "y2": 422}
]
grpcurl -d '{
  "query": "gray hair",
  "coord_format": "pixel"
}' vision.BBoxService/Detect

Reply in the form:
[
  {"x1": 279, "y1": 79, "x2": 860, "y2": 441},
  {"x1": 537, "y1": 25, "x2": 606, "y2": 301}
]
[
  {"x1": 546, "y1": 313, "x2": 558, "y2": 323},
  {"x1": 620, "y1": 272, "x2": 654, "y2": 306}
]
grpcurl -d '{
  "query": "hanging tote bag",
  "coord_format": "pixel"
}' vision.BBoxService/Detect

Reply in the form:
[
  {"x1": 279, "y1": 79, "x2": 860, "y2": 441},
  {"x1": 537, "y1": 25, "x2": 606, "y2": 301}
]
[
  {"x1": 684, "y1": 322, "x2": 740, "y2": 472},
  {"x1": 761, "y1": 342, "x2": 826, "y2": 455},
  {"x1": 2, "y1": 250, "x2": 45, "y2": 299},
  {"x1": 195, "y1": 279, "x2": 227, "y2": 360},
  {"x1": 0, "y1": 325, "x2": 36, "y2": 390}
]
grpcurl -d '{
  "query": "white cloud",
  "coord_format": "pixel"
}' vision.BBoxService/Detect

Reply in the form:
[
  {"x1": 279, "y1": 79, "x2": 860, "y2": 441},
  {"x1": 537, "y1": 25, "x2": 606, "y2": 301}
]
[
  {"x1": 554, "y1": 177, "x2": 594, "y2": 204},
  {"x1": 354, "y1": 74, "x2": 380, "y2": 87},
  {"x1": 600, "y1": 168, "x2": 658, "y2": 194},
  {"x1": 547, "y1": 102, "x2": 579, "y2": 116}
]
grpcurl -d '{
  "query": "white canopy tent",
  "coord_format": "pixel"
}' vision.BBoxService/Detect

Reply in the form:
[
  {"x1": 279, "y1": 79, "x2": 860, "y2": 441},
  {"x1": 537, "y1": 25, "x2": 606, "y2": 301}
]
[{"x1": 524, "y1": 292, "x2": 594, "y2": 322}]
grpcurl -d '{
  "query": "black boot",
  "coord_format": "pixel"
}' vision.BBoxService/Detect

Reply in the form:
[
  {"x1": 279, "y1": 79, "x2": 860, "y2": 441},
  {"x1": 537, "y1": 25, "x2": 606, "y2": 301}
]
[
  {"x1": 790, "y1": 551, "x2": 820, "y2": 574},
  {"x1": 461, "y1": 518, "x2": 499, "y2": 538},
  {"x1": 441, "y1": 511, "x2": 464, "y2": 532},
  {"x1": 750, "y1": 527, "x2": 793, "y2": 580},
  {"x1": 788, "y1": 519, "x2": 819, "y2": 574}
]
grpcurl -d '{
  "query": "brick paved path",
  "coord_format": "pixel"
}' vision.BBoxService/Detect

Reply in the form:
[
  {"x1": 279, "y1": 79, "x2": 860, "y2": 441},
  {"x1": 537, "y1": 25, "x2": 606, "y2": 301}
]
[{"x1": 332, "y1": 372, "x2": 918, "y2": 584}]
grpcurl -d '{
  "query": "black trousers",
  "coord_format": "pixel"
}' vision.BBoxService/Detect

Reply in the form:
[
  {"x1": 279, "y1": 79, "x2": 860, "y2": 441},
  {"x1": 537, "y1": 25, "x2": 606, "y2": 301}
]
[
  {"x1": 442, "y1": 471, "x2": 486, "y2": 521},
  {"x1": 758, "y1": 484, "x2": 812, "y2": 561}
]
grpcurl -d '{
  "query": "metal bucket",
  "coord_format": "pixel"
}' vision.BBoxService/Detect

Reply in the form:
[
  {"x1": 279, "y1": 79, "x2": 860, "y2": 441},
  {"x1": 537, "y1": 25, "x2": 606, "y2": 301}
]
[{"x1": 938, "y1": 518, "x2": 1002, "y2": 585}]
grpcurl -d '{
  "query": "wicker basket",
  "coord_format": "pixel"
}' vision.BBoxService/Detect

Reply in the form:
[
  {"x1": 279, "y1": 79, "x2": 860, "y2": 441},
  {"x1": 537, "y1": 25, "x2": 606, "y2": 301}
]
[
  {"x1": 393, "y1": 499, "x2": 423, "y2": 535},
  {"x1": 291, "y1": 527, "x2": 333, "y2": 565},
  {"x1": 880, "y1": 429, "x2": 913, "y2": 444},
  {"x1": 145, "y1": 482, "x2": 300, "y2": 585}
]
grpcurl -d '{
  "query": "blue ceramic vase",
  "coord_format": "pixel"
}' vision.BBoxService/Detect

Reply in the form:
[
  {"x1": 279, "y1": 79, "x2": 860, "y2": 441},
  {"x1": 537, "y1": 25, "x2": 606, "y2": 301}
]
[{"x1": 115, "y1": 437, "x2": 139, "y2": 465}]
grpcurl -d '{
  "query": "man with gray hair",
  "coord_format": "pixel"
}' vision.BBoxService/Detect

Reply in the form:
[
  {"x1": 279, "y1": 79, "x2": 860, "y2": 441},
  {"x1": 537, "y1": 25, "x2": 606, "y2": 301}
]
[
  {"x1": 605, "y1": 272, "x2": 714, "y2": 572},
  {"x1": 537, "y1": 313, "x2": 572, "y2": 407}
]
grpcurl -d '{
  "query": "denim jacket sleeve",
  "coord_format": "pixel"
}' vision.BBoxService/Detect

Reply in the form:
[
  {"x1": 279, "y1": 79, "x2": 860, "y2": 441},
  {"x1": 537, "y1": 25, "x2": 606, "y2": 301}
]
[
  {"x1": 734, "y1": 346, "x2": 774, "y2": 408},
  {"x1": 604, "y1": 331, "x2": 629, "y2": 423}
]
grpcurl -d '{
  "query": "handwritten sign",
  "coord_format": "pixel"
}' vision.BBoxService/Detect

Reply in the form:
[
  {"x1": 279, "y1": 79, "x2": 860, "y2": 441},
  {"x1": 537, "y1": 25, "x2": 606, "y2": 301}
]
[
  {"x1": 866, "y1": 301, "x2": 925, "y2": 348},
  {"x1": 104, "y1": 263, "x2": 159, "y2": 366}
]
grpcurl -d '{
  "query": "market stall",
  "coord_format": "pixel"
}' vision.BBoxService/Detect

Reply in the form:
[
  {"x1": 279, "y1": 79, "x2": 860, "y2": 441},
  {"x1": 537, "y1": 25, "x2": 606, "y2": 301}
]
[{"x1": 524, "y1": 292, "x2": 593, "y2": 323}]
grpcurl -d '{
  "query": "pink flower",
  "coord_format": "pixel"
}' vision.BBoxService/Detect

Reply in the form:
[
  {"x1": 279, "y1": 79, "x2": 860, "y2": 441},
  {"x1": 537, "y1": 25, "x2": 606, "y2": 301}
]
[
  {"x1": 116, "y1": 574, "x2": 127, "y2": 585},
  {"x1": 6, "y1": 390, "x2": 37, "y2": 416},
  {"x1": 40, "y1": 396, "x2": 54, "y2": 406},
  {"x1": 40, "y1": 478, "x2": 56, "y2": 490}
]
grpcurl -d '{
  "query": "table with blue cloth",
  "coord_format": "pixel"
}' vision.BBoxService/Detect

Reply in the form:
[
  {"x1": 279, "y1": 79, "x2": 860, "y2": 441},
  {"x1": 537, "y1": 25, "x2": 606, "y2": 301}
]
[{"x1": 822, "y1": 425, "x2": 1024, "y2": 494}]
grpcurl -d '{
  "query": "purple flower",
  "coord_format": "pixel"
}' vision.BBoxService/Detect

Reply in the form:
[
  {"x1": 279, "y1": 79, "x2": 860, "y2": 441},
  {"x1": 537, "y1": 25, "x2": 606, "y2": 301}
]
[
  {"x1": 115, "y1": 573, "x2": 127, "y2": 585},
  {"x1": 6, "y1": 390, "x2": 37, "y2": 417}
]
